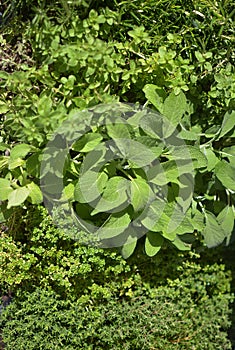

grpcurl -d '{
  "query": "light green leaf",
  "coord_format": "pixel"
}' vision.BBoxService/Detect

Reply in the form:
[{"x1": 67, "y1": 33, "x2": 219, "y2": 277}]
[
  {"x1": 0, "y1": 143, "x2": 9, "y2": 152},
  {"x1": 61, "y1": 183, "x2": 75, "y2": 201},
  {"x1": 130, "y1": 178, "x2": 152, "y2": 211},
  {"x1": 145, "y1": 231, "x2": 164, "y2": 257},
  {"x1": 10, "y1": 144, "x2": 33, "y2": 160},
  {"x1": 142, "y1": 201, "x2": 191, "y2": 238},
  {"x1": 0, "y1": 179, "x2": 13, "y2": 201},
  {"x1": 143, "y1": 84, "x2": 165, "y2": 112},
  {"x1": 0, "y1": 100, "x2": 9, "y2": 114},
  {"x1": 201, "y1": 147, "x2": 219, "y2": 171},
  {"x1": 114, "y1": 138, "x2": 156, "y2": 167},
  {"x1": 72, "y1": 133, "x2": 103, "y2": 152},
  {"x1": 74, "y1": 171, "x2": 108, "y2": 203},
  {"x1": 27, "y1": 182, "x2": 43, "y2": 204},
  {"x1": 106, "y1": 122, "x2": 131, "y2": 140},
  {"x1": 215, "y1": 160, "x2": 235, "y2": 191},
  {"x1": 147, "y1": 160, "x2": 192, "y2": 186},
  {"x1": 97, "y1": 213, "x2": 131, "y2": 240},
  {"x1": 0, "y1": 156, "x2": 9, "y2": 171},
  {"x1": 168, "y1": 145, "x2": 207, "y2": 168},
  {"x1": 37, "y1": 95, "x2": 52, "y2": 116},
  {"x1": 81, "y1": 146, "x2": 106, "y2": 173},
  {"x1": 7, "y1": 187, "x2": 30, "y2": 208},
  {"x1": 191, "y1": 209, "x2": 205, "y2": 232},
  {"x1": 221, "y1": 146, "x2": 235, "y2": 167},
  {"x1": 8, "y1": 158, "x2": 25, "y2": 170},
  {"x1": 91, "y1": 176, "x2": 130, "y2": 215},
  {"x1": 135, "y1": 136, "x2": 162, "y2": 151},
  {"x1": 203, "y1": 211, "x2": 226, "y2": 248},
  {"x1": 163, "y1": 90, "x2": 187, "y2": 126},
  {"x1": 141, "y1": 199, "x2": 166, "y2": 232},
  {"x1": 178, "y1": 129, "x2": 198, "y2": 141},
  {"x1": 171, "y1": 235, "x2": 191, "y2": 251},
  {"x1": 218, "y1": 110, "x2": 235, "y2": 139},
  {"x1": 121, "y1": 237, "x2": 137, "y2": 259},
  {"x1": 165, "y1": 211, "x2": 194, "y2": 237},
  {"x1": 204, "y1": 125, "x2": 220, "y2": 138},
  {"x1": 139, "y1": 112, "x2": 163, "y2": 140},
  {"x1": 217, "y1": 205, "x2": 234, "y2": 245}
]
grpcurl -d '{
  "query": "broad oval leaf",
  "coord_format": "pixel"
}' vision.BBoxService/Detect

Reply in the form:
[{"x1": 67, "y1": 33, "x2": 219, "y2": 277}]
[
  {"x1": 91, "y1": 176, "x2": 130, "y2": 215},
  {"x1": 203, "y1": 211, "x2": 226, "y2": 248},
  {"x1": 163, "y1": 90, "x2": 187, "y2": 126},
  {"x1": 114, "y1": 138, "x2": 157, "y2": 167},
  {"x1": 143, "y1": 84, "x2": 165, "y2": 113},
  {"x1": 10, "y1": 144, "x2": 34, "y2": 160},
  {"x1": 201, "y1": 147, "x2": 219, "y2": 172},
  {"x1": 130, "y1": 177, "x2": 152, "y2": 211},
  {"x1": 145, "y1": 231, "x2": 164, "y2": 257},
  {"x1": 72, "y1": 133, "x2": 103, "y2": 153},
  {"x1": 0, "y1": 179, "x2": 13, "y2": 201},
  {"x1": 121, "y1": 237, "x2": 137, "y2": 259},
  {"x1": 215, "y1": 161, "x2": 235, "y2": 191},
  {"x1": 7, "y1": 187, "x2": 30, "y2": 208},
  {"x1": 217, "y1": 205, "x2": 235, "y2": 245},
  {"x1": 106, "y1": 121, "x2": 131, "y2": 140},
  {"x1": 27, "y1": 182, "x2": 43, "y2": 204},
  {"x1": 97, "y1": 213, "x2": 131, "y2": 240},
  {"x1": 74, "y1": 171, "x2": 108, "y2": 203},
  {"x1": 218, "y1": 110, "x2": 235, "y2": 139}
]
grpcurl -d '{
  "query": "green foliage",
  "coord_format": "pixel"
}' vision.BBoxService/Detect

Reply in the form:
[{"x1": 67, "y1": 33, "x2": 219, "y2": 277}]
[
  {"x1": 0, "y1": 206, "x2": 130, "y2": 297},
  {"x1": 0, "y1": 0, "x2": 234, "y2": 257},
  {"x1": 0, "y1": 2, "x2": 234, "y2": 348},
  {"x1": 0, "y1": 260, "x2": 233, "y2": 350},
  {"x1": 143, "y1": 86, "x2": 235, "y2": 251}
]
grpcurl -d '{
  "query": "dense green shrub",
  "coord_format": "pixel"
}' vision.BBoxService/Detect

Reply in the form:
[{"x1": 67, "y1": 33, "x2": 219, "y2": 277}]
[
  {"x1": 0, "y1": 206, "x2": 234, "y2": 350},
  {"x1": 0, "y1": 259, "x2": 233, "y2": 350},
  {"x1": 0, "y1": 1, "x2": 234, "y2": 348},
  {"x1": 0, "y1": 205, "x2": 132, "y2": 298}
]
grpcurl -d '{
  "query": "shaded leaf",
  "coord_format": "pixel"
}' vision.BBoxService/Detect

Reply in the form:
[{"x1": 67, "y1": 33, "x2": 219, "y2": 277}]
[{"x1": 171, "y1": 235, "x2": 191, "y2": 251}]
